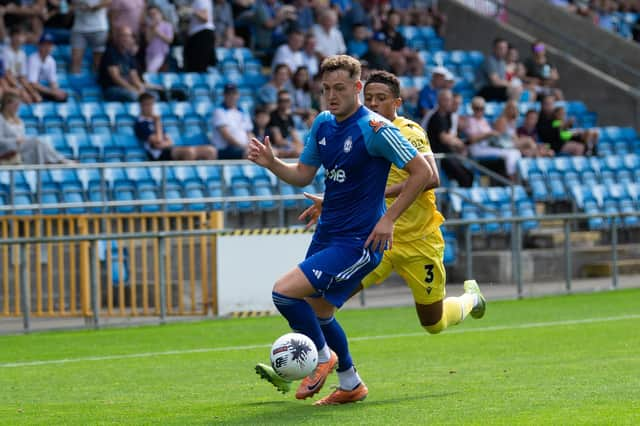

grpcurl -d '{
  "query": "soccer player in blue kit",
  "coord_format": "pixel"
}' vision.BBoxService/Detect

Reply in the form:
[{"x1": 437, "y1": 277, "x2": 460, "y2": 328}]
[{"x1": 249, "y1": 55, "x2": 432, "y2": 405}]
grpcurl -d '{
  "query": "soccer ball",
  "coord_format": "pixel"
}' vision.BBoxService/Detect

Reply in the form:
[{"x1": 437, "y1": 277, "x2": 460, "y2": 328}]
[{"x1": 270, "y1": 332, "x2": 318, "y2": 381}]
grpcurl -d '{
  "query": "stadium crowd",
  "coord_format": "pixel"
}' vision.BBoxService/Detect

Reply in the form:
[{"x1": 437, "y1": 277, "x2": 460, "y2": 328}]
[
  {"x1": 550, "y1": 0, "x2": 640, "y2": 42},
  {"x1": 0, "y1": 0, "x2": 610, "y2": 187}
]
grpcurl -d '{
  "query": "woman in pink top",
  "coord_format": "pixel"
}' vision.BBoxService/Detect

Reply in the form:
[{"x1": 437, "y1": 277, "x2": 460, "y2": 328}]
[
  {"x1": 144, "y1": 5, "x2": 174, "y2": 73},
  {"x1": 464, "y1": 96, "x2": 521, "y2": 178}
]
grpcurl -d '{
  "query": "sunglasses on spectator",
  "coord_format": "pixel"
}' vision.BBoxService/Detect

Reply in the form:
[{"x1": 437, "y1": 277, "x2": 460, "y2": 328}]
[
  {"x1": 472, "y1": 105, "x2": 485, "y2": 110},
  {"x1": 278, "y1": 98, "x2": 291, "y2": 103}
]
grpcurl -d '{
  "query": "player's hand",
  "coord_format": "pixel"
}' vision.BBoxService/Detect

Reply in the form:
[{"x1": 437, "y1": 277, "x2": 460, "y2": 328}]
[
  {"x1": 248, "y1": 135, "x2": 275, "y2": 168},
  {"x1": 297, "y1": 192, "x2": 324, "y2": 229},
  {"x1": 365, "y1": 215, "x2": 393, "y2": 253}
]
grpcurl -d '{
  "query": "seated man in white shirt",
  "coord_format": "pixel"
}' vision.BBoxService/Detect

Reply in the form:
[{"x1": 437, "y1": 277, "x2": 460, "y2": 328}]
[
  {"x1": 26, "y1": 32, "x2": 68, "y2": 102},
  {"x1": 271, "y1": 28, "x2": 305, "y2": 73},
  {"x1": 210, "y1": 83, "x2": 254, "y2": 159}
]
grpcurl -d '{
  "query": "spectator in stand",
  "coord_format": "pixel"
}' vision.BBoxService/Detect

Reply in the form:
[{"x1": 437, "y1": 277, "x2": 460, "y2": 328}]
[
  {"x1": 253, "y1": 104, "x2": 271, "y2": 141},
  {"x1": 289, "y1": 65, "x2": 314, "y2": 118},
  {"x1": 3, "y1": 26, "x2": 41, "y2": 103},
  {"x1": 301, "y1": 33, "x2": 320, "y2": 77},
  {"x1": 70, "y1": 0, "x2": 111, "y2": 74},
  {"x1": 267, "y1": 89, "x2": 303, "y2": 158},
  {"x1": 144, "y1": 5, "x2": 173, "y2": 73},
  {"x1": 382, "y1": 8, "x2": 423, "y2": 77},
  {"x1": 417, "y1": 66, "x2": 449, "y2": 124},
  {"x1": 135, "y1": 92, "x2": 217, "y2": 161},
  {"x1": 148, "y1": 0, "x2": 178, "y2": 32},
  {"x1": 449, "y1": 92, "x2": 464, "y2": 137},
  {"x1": 213, "y1": 0, "x2": 244, "y2": 48},
  {"x1": 0, "y1": 92, "x2": 72, "y2": 164},
  {"x1": 504, "y1": 44, "x2": 536, "y2": 101},
  {"x1": 347, "y1": 23, "x2": 370, "y2": 58},
  {"x1": 477, "y1": 37, "x2": 522, "y2": 102},
  {"x1": 210, "y1": 83, "x2": 254, "y2": 159},
  {"x1": 547, "y1": 105, "x2": 598, "y2": 156},
  {"x1": 524, "y1": 40, "x2": 564, "y2": 100},
  {"x1": 1, "y1": 0, "x2": 45, "y2": 44},
  {"x1": 463, "y1": 96, "x2": 521, "y2": 179},
  {"x1": 361, "y1": 31, "x2": 392, "y2": 73},
  {"x1": 252, "y1": 0, "x2": 297, "y2": 62},
  {"x1": 183, "y1": 0, "x2": 216, "y2": 72},
  {"x1": 493, "y1": 100, "x2": 543, "y2": 157},
  {"x1": 291, "y1": 0, "x2": 315, "y2": 31},
  {"x1": 312, "y1": 9, "x2": 346, "y2": 59},
  {"x1": 109, "y1": 0, "x2": 145, "y2": 40},
  {"x1": 257, "y1": 63, "x2": 293, "y2": 112},
  {"x1": 427, "y1": 89, "x2": 474, "y2": 187},
  {"x1": 517, "y1": 109, "x2": 555, "y2": 157},
  {"x1": 99, "y1": 25, "x2": 159, "y2": 101},
  {"x1": 26, "y1": 32, "x2": 68, "y2": 102},
  {"x1": 272, "y1": 28, "x2": 305, "y2": 73}
]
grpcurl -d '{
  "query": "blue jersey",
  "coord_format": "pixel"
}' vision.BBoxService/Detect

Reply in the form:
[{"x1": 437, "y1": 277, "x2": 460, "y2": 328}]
[{"x1": 300, "y1": 106, "x2": 418, "y2": 240}]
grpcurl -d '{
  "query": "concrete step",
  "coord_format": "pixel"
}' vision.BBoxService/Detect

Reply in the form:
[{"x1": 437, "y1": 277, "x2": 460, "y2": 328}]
[
  {"x1": 527, "y1": 228, "x2": 601, "y2": 248},
  {"x1": 581, "y1": 259, "x2": 640, "y2": 277}
]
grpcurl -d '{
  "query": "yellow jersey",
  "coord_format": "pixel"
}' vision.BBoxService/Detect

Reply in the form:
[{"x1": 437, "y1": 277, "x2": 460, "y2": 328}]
[{"x1": 388, "y1": 116, "x2": 445, "y2": 242}]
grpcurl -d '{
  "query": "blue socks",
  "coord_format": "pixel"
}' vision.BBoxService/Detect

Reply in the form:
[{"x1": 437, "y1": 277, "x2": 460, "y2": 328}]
[
  {"x1": 272, "y1": 291, "x2": 326, "y2": 352},
  {"x1": 318, "y1": 315, "x2": 353, "y2": 372}
]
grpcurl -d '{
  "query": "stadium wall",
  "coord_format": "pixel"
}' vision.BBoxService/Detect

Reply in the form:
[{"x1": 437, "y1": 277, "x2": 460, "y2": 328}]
[
  {"x1": 506, "y1": 0, "x2": 640, "y2": 88},
  {"x1": 441, "y1": 0, "x2": 640, "y2": 128}
]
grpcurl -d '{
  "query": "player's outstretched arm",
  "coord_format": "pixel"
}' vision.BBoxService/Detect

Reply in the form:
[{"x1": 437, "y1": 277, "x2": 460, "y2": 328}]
[
  {"x1": 366, "y1": 154, "x2": 430, "y2": 252},
  {"x1": 248, "y1": 136, "x2": 317, "y2": 187},
  {"x1": 385, "y1": 153, "x2": 440, "y2": 198}
]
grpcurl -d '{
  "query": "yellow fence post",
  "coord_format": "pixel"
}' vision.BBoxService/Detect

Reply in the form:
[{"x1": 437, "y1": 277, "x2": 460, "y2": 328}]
[
  {"x1": 78, "y1": 217, "x2": 91, "y2": 317},
  {"x1": 208, "y1": 211, "x2": 224, "y2": 316}
]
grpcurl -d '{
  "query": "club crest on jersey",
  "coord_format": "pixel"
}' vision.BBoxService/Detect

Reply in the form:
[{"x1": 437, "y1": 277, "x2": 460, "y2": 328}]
[
  {"x1": 369, "y1": 119, "x2": 384, "y2": 133},
  {"x1": 343, "y1": 137, "x2": 352, "y2": 153}
]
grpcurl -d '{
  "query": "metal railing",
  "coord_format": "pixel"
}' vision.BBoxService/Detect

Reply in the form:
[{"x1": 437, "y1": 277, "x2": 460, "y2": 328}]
[{"x1": 1, "y1": 209, "x2": 637, "y2": 332}]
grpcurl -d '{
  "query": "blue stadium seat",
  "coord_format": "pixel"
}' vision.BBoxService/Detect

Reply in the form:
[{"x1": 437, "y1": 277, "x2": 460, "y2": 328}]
[
  {"x1": 62, "y1": 190, "x2": 86, "y2": 214},
  {"x1": 138, "y1": 187, "x2": 160, "y2": 213},
  {"x1": 80, "y1": 102, "x2": 110, "y2": 129}
]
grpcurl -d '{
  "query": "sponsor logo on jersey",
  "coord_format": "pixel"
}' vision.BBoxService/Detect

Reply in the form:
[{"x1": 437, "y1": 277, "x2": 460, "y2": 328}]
[
  {"x1": 343, "y1": 137, "x2": 352, "y2": 153},
  {"x1": 325, "y1": 168, "x2": 346, "y2": 183},
  {"x1": 318, "y1": 137, "x2": 326, "y2": 146},
  {"x1": 369, "y1": 119, "x2": 385, "y2": 133},
  {"x1": 312, "y1": 269, "x2": 322, "y2": 279}
]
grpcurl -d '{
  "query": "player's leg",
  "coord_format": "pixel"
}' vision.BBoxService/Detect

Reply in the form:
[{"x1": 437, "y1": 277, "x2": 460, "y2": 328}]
[
  {"x1": 398, "y1": 231, "x2": 486, "y2": 334},
  {"x1": 311, "y1": 245, "x2": 381, "y2": 405},
  {"x1": 256, "y1": 266, "x2": 328, "y2": 394}
]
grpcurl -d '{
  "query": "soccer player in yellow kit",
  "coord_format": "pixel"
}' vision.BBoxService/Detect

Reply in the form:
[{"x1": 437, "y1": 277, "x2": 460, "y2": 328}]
[{"x1": 300, "y1": 70, "x2": 486, "y2": 335}]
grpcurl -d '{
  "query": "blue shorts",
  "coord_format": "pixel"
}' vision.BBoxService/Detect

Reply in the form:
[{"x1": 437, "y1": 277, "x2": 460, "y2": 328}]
[{"x1": 298, "y1": 238, "x2": 383, "y2": 308}]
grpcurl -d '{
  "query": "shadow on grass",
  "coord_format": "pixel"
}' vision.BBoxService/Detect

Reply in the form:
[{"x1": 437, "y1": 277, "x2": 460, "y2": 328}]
[{"x1": 221, "y1": 391, "x2": 459, "y2": 424}]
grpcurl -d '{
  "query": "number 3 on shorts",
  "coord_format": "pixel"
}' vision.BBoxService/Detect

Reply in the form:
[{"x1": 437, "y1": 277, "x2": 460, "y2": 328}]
[{"x1": 424, "y1": 264, "x2": 434, "y2": 283}]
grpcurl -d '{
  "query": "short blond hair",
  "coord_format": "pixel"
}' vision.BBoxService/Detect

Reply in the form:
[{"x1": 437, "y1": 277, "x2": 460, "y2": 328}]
[{"x1": 319, "y1": 55, "x2": 361, "y2": 81}]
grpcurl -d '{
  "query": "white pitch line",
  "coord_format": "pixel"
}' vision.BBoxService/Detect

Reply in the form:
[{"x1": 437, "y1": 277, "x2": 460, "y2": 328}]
[{"x1": 1, "y1": 313, "x2": 639, "y2": 369}]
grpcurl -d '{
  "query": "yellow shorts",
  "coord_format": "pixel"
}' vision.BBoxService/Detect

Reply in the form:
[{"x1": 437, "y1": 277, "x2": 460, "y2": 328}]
[{"x1": 361, "y1": 230, "x2": 446, "y2": 305}]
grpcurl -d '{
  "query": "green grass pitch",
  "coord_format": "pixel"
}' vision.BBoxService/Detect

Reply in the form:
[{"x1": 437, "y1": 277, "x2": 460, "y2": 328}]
[{"x1": 1, "y1": 289, "x2": 639, "y2": 425}]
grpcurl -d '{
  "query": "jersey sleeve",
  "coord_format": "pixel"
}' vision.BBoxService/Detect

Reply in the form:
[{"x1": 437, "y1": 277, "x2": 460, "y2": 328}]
[
  {"x1": 367, "y1": 124, "x2": 418, "y2": 169},
  {"x1": 299, "y1": 112, "x2": 328, "y2": 167}
]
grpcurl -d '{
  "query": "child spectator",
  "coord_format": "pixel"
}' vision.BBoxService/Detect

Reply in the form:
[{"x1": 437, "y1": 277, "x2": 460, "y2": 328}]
[
  {"x1": 267, "y1": 89, "x2": 303, "y2": 158},
  {"x1": 517, "y1": 109, "x2": 554, "y2": 157},
  {"x1": 252, "y1": 105, "x2": 271, "y2": 141},
  {"x1": 289, "y1": 66, "x2": 313, "y2": 118},
  {"x1": 3, "y1": 26, "x2": 40, "y2": 103},
  {"x1": 134, "y1": 92, "x2": 217, "y2": 161},
  {"x1": 26, "y1": 32, "x2": 68, "y2": 102},
  {"x1": 144, "y1": 5, "x2": 174, "y2": 73}
]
